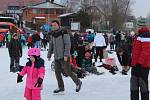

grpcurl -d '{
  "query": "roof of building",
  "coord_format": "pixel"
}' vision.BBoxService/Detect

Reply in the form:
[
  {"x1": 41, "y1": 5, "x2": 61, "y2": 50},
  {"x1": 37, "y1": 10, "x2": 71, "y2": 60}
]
[
  {"x1": 58, "y1": 13, "x2": 74, "y2": 17},
  {"x1": 0, "y1": 0, "x2": 42, "y2": 11},
  {"x1": 58, "y1": 12, "x2": 79, "y2": 18},
  {"x1": 25, "y1": 1, "x2": 64, "y2": 9}
]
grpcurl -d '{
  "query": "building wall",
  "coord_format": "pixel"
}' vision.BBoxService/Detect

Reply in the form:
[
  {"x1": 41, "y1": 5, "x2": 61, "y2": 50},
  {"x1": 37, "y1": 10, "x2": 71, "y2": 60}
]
[
  {"x1": 23, "y1": 8, "x2": 65, "y2": 22},
  {"x1": 23, "y1": 7, "x2": 65, "y2": 29},
  {"x1": 0, "y1": 0, "x2": 42, "y2": 12}
]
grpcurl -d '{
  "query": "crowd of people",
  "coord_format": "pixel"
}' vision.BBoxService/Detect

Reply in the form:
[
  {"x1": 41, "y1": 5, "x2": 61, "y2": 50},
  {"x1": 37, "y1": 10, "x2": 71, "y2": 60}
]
[{"x1": 0, "y1": 19, "x2": 149, "y2": 100}]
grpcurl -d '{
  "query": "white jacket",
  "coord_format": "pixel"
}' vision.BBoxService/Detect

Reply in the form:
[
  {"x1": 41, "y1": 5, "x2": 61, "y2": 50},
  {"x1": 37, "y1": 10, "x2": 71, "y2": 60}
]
[
  {"x1": 94, "y1": 33, "x2": 106, "y2": 47},
  {"x1": 40, "y1": 32, "x2": 44, "y2": 39}
]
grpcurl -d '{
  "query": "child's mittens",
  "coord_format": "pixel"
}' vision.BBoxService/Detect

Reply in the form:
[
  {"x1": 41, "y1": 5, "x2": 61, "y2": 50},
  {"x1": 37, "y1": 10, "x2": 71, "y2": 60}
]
[
  {"x1": 17, "y1": 73, "x2": 23, "y2": 83},
  {"x1": 34, "y1": 77, "x2": 43, "y2": 87}
]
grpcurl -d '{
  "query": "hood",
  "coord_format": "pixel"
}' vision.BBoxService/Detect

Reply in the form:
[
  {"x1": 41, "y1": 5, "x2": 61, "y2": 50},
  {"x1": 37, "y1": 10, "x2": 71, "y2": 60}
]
[{"x1": 138, "y1": 27, "x2": 150, "y2": 34}]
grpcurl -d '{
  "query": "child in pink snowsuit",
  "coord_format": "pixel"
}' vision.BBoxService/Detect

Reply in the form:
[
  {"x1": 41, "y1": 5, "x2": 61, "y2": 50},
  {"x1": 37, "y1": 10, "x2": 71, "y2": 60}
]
[{"x1": 17, "y1": 48, "x2": 45, "y2": 100}]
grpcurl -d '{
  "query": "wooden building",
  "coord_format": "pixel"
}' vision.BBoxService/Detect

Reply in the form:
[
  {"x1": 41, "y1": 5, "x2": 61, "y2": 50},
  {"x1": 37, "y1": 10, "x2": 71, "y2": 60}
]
[{"x1": 22, "y1": 1, "x2": 66, "y2": 30}]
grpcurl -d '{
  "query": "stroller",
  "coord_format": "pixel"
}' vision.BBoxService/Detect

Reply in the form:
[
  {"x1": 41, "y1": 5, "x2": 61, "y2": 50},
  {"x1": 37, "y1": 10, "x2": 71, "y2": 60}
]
[{"x1": 98, "y1": 57, "x2": 118, "y2": 75}]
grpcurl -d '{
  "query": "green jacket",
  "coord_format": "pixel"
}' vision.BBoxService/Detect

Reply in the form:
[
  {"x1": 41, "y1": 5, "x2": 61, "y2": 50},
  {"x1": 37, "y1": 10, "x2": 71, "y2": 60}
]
[
  {"x1": 82, "y1": 58, "x2": 92, "y2": 70},
  {"x1": 7, "y1": 34, "x2": 12, "y2": 42}
]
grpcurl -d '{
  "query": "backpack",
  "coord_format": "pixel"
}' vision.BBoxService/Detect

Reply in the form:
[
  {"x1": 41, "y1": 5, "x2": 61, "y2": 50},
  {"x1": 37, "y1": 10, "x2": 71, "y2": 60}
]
[
  {"x1": 62, "y1": 30, "x2": 75, "y2": 55},
  {"x1": 85, "y1": 33, "x2": 95, "y2": 43}
]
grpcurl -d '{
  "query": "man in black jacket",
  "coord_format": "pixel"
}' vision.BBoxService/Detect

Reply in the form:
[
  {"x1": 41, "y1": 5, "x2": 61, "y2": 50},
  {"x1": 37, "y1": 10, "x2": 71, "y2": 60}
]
[
  {"x1": 116, "y1": 46, "x2": 130, "y2": 75},
  {"x1": 8, "y1": 33, "x2": 22, "y2": 72}
]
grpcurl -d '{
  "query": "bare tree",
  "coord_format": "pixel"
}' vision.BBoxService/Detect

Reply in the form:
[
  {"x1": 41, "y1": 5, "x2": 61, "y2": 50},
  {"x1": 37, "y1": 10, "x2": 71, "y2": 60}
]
[
  {"x1": 110, "y1": 0, "x2": 131, "y2": 29},
  {"x1": 92, "y1": 0, "x2": 133, "y2": 30},
  {"x1": 61, "y1": 0, "x2": 133, "y2": 30},
  {"x1": 66, "y1": 0, "x2": 81, "y2": 12}
]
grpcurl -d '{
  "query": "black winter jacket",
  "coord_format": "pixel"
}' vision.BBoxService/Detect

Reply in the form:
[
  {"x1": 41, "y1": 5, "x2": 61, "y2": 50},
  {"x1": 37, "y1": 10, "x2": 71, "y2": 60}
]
[
  {"x1": 8, "y1": 39, "x2": 22, "y2": 57},
  {"x1": 117, "y1": 52, "x2": 129, "y2": 66}
]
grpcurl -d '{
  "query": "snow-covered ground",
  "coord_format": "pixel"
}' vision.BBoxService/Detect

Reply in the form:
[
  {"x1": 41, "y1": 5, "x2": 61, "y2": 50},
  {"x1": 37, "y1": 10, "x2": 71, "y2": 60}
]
[{"x1": 0, "y1": 47, "x2": 149, "y2": 100}]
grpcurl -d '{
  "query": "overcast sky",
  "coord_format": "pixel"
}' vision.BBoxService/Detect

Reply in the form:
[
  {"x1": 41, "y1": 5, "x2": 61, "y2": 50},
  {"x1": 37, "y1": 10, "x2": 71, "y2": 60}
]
[
  {"x1": 55, "y1": 0, "x2": 150, "y2": 18},
  {"x1": 132, "y1": 0, "x2": 150, "y2": 17}
]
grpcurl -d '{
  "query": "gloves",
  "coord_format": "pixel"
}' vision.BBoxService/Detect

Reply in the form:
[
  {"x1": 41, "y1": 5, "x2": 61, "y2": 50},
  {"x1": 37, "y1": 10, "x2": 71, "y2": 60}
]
[
  {"x1": 17, "y1": 73, "x2": 23, "y2": 83},
  {"x1": 34, "y1": 78, "x2": 43, "y2": 87},
  {"x1": 136, "y1": 63, "x2": 141, "y2": 68},
  {"x1": 131, "y1": 63, "x2": 141, "y2": 77}
]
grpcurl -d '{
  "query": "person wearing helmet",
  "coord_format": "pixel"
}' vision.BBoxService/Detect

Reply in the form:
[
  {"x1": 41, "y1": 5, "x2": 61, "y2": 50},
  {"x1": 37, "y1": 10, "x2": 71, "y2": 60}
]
[
  {"x1": 130, "y1": 27, "x2": 150, "y2": 100},
  {"x1": 17, "y1": 48, "x2": 45, "y2": 100}
]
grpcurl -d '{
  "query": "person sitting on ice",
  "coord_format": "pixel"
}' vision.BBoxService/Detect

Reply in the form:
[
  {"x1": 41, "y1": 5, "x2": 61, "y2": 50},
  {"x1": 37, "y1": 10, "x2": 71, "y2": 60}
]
[
  {"x1": 98, "y1": 57, "x2": 118, "y2": 75},
  {"x1": 81, "y1": 51, "x2": 102, "y2": 75},
  {"x1": 17, "y1": 48, "x2": 45, "y2": 100},
  {"x1": 70, "y1": 51, "x2": 86, "y2": 78}
]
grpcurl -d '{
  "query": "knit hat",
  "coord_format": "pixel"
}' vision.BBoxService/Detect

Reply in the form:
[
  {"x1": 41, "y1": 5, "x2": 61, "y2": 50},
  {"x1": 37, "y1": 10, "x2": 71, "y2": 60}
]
[{"x1": 138, "y1": 27, "x2": 150, "y2": 34}]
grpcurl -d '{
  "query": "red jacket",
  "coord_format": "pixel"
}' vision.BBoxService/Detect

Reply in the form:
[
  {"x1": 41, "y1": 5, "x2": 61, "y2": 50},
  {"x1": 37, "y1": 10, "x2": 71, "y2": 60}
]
[
  {"x1": 27, "y1": 36, "x2": 32, "y2": 43},
  {"x1": 70, "y1": 57, "x2": 78, "y2": 69},
  {"x1": 131, "y1": 29, "x2": 150, "y2": 68},
  {"x1": 0, "y1": 33, "x2": 4, "y2": 41}
]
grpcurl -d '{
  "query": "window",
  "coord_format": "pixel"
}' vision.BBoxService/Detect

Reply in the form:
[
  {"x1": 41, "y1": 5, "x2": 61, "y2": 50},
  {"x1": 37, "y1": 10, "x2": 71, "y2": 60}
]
[
  {"x1": 40, "y1": 9, "x2": 45, "y2": 14},
  {"x1": 55, "y1": 9, "x2": 64, "y2": 14},
  {"x1": 33, "y1": 9, "x2": 44, "y2": 14},
  {"x1": 56, "y1": 9, "x2": 61, "y2": 14},
  {"x1": 44, "y1": 9, "x2": 48, "y2": 14},
  {"x1": 0, "y1": 25, "x2": 10, "y2": 29},
  {"x1": 60, "y1": 10, "x2": 64, "y2": 14},
  {"x1": 0, "y1": 17, "x2": 16, "y2": 24},
  {"x1": 50, "y1": 9, "x2": 55, "y2": 14},
  {"x1": 25, "y1": 10, "x2": 28, "y2": 16},
  {"x1": 32, "y1": 9, "x2": 37, "y2": 14}
]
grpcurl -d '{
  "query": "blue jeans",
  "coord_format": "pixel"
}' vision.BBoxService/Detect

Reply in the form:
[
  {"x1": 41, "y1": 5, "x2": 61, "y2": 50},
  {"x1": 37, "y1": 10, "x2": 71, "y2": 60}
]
[{"x1": 34, "y1": 41, "x2": 41, "y2": 48}]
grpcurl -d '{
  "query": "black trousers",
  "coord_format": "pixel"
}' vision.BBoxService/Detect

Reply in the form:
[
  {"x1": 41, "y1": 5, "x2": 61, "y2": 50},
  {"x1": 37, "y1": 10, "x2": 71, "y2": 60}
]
[
  {"x1": 110, "y1": 42, "x2": 115, "y2": 50},
  {"x1": 95, "y1": 47, "x2": 104, "y2": 62},
  {"x1": 130, "y1": 64, "x2": 149, "y2": 100},
  {"x1": 10, "y1": 57, "x2": 20, "y2": 69},
  {"x1": 41, "y1": 39, "x2": 47, "y2": 49},
  {"x1": 54, "y1": 58, "x2": 80, "y2": 89}
]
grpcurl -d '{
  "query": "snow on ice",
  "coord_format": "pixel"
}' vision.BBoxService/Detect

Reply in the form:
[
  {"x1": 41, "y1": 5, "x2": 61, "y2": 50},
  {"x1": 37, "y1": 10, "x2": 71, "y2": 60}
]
[{"x1": 0, "y1": 47, "x2": 149, "y2": 100}]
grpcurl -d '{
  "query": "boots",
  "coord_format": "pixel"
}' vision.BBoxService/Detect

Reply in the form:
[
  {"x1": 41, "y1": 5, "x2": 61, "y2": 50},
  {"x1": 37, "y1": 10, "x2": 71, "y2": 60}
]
[
  {"x1": 131, "y1": 90, "x2": 139, "y2": 100},
  {"x1": 53, "y1": 88, "x2": 64, "y2": 93},
  {"x1": 13, "y1": 67, "x2": 18, "y2": 73},
  {"x1": 76, "y1": 81, "x2": 82, "y2": 92},
  {"x1": 10, "y1": 66, "x2": 14, "y2": 72},
  {"x1": 10, "y1": 66, "x2": 17, "y2": 73},
  {"x1": 113, "y1": 66, "x2": 119, "y2": 71},
  {"x1": 109, "y1": 68, "x2": 116, "y2": 75},
  {"x1": 122, "y1": 70, "x2": 128, "y2": 75},
  {"x1": 141, "y1": 92, "x2": 149, "y2": 100}
]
